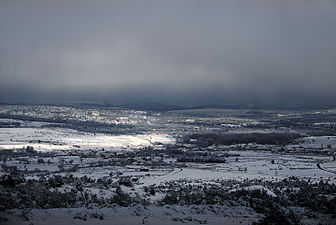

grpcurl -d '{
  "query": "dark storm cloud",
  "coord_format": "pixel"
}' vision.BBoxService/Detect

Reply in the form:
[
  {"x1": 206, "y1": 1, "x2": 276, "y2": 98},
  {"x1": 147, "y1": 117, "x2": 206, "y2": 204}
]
[{"x1": 1, "y1": 0, "x2": 336, "y2": 104}]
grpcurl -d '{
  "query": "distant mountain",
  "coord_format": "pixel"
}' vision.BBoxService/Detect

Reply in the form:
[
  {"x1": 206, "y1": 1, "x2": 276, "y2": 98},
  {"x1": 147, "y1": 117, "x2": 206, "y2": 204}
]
[
  {"x1": 119, "y1": 103, "x2": 186, "y2": 112},
  {"x1": 119, "y1": 103, "x2": 336, "y2": 112},
  {"x1": 1, "y1": 101, "x2": 334, "y2": 112},
  {"x1": 119, "y1": 103, "x2": 268, "y2": 111}
]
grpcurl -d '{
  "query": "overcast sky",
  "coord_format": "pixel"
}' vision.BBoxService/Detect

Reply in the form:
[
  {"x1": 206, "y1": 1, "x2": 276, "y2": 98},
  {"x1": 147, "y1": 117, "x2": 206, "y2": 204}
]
[{"x1": 1, "y1": 0, "x2": 336, "y2": 105}]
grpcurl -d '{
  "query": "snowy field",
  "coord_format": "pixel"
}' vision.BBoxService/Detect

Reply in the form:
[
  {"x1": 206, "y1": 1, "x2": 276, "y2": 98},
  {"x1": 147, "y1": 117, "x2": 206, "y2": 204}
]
[
  {"x1": 0, "y1": 205, "x2": 260, "y2": 225},
  {"x1": 0, "y1": 127, "x2": 174, "y2": 151},
  {"x1": 1, "y1": 105, "x2": 336, "y2": 225}
]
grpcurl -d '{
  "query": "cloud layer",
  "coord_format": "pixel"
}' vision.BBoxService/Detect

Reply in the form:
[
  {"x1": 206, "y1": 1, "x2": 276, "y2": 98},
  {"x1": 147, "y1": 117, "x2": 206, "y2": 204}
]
[{"x1": 1, "y1": 0, "x2": 336, "y2": 104}]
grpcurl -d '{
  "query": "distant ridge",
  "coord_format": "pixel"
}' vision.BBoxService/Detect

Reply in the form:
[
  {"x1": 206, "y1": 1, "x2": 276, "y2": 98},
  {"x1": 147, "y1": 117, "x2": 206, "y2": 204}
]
[
  {"x1": 118, "y1": 103, "x2": 335, "y2": 112},
  {"x1": 1, "y1": 101, "x2": 335, "y2": 112},
  {"x1": 119, "y1": 103, "x2": 186, "y2": 112}
]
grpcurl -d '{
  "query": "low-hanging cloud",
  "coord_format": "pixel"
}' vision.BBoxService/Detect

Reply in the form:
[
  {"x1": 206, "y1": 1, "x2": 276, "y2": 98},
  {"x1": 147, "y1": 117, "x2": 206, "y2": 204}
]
[{"x1": 1, "y1": 0, "x2": 336, "y2": 105}]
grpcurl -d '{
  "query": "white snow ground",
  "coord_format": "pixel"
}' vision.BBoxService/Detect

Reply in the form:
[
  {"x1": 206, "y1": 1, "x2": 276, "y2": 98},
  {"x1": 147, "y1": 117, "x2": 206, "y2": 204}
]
[
  {"x1": 0, "y1": 127, "x2": 174, "y2": 151},
  {"x1": 0, "y1": 205, "x2": 260, "y2": 225}
]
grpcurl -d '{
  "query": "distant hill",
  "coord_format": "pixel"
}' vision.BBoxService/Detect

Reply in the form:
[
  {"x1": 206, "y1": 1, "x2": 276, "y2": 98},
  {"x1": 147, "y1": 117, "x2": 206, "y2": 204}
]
[
  {"x1": 119, "y1": 103, "x2": 336, "y2": 112},
  {"x1": 1, "y1": 101, "x2": 334, "y2": 112},
  {"x1": 119, "y1": 103, "x2": 186, "y2": 112}
]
